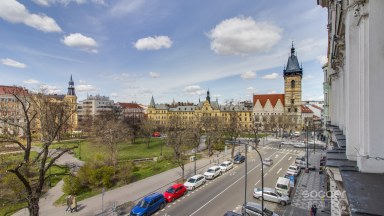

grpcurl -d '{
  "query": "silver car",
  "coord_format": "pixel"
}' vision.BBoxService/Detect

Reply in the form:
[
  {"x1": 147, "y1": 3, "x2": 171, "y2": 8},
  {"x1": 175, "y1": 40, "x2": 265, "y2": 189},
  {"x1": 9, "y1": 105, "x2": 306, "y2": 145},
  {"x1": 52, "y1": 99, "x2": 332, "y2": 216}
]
[
  {"x1": 219, "y1": 161, "x2": 234, "y2": 172},
  {"x1": 243, "y1": 202, "x2": 279, "y2": 216},
  {"x1": 253, "y1": 187, "x2": 291, "y2": 206},
  {"x1": 262, "y1": 158, "x2": 273, "y2": 166}
]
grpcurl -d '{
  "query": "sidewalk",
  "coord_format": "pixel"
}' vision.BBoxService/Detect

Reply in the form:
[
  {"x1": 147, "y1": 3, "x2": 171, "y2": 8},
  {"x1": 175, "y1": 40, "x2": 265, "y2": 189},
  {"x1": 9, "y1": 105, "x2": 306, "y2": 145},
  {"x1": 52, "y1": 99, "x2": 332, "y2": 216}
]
[{"x1": 289, "y1": 151, "x2": 330, "y2": 215}]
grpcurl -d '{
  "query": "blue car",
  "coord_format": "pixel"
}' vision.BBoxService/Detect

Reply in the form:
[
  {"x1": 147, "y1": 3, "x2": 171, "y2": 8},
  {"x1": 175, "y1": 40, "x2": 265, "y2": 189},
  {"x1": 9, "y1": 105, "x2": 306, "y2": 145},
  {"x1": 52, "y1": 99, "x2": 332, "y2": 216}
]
[{"x1": 130, "y1": 193, "x2": 166, "y2": 216}]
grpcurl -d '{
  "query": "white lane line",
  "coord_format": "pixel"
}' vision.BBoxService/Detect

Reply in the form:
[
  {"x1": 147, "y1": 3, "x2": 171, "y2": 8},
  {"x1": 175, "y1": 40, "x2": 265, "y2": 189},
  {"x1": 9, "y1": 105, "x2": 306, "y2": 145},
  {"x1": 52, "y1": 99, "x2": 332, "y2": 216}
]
[
  {"x1": 275, "y1": 154, "x2": 279, "y2": 158},
  {"x1": 288, "y1": 156, "x2": 292, "y2": 160},
  {"x1": 254, "y1": 152, "x2": 290, "y2": 186},
  {"x1": 277, "y1": 168, "x2": 282, "y2": 174},
  {"x1": 189, "y1": 160, "x2": 263, "y2": 216}
]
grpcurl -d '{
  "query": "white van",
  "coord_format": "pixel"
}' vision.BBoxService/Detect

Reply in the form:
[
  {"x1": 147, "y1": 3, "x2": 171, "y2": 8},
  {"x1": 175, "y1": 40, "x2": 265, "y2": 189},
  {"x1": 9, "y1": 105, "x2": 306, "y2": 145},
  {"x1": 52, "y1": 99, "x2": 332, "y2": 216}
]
[{"x1": 275, "y1": 177, "x2": 291, "y2": 197}]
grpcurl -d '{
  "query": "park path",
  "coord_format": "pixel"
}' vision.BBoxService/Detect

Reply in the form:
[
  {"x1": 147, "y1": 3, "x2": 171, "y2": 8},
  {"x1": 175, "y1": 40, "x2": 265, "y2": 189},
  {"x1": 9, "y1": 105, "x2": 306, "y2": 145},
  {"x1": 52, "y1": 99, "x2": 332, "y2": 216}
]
[{"x1": 13, "y1": 137, "x2": 278, "y2": 216}]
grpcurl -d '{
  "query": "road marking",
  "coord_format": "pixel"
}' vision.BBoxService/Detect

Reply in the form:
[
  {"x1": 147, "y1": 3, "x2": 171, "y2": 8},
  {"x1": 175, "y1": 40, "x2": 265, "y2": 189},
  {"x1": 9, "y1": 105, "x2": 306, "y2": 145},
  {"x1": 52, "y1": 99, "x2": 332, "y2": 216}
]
[
  {"x1": 161, "y1": 209, "x2": 165, "y2": 211},
  {"x1": 288, "y1": 156, "x2": 292, "y2": 160},
  {"x1": 275, "y1": 154, "x2": 279, "y2": 158},
  {"x1": 277, "y1": 168, "x2": 282, "y2": 174}
]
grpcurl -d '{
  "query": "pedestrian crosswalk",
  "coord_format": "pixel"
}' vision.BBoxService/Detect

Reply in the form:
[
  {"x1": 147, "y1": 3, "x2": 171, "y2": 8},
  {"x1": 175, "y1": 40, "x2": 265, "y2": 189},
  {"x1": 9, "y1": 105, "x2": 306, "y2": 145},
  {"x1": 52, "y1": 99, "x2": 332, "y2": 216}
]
[{"x1": 263, "y1": 146, "x2": 305, "y2": 154}]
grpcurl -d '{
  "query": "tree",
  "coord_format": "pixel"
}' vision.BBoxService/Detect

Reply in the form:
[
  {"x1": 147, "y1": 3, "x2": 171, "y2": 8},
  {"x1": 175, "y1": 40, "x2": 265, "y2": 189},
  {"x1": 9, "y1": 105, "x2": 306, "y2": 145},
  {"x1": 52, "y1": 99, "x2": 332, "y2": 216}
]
[
  {"x1": 200, "y1": 115, "x2": 224, "y2": 157},
  {"x1": 226, "y1": 111, "x2": 241, "y2": 158},
  {"x1": 93, "y1": 109, "x2": 131, "y2": 176},
  {"x1": 0, "y1": 87, "x2": 75, "y2": 216},
  {"x1": 140, "y1": 118, "x2": 156, "y2": 148},
  {"x1": 165, "y1": 115, "x2": 191, "y2": 181}
]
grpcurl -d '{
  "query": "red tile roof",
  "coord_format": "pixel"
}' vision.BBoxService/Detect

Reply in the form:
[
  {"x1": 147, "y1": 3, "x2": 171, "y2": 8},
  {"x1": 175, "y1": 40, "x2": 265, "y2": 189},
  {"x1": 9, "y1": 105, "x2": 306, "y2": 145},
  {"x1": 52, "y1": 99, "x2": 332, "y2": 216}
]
[
  {"x1": 118, "y1": 102, "x2": 143, "y2": 109},
  {"x1": 0, "y1": 85, "x2": 27, "y2": 95},
  {"x1": 253, "y1": 94, "x2": 285, "y2": 108},
  {"x1": 311, "y1": 104, "x2": 323, "y2": 111},
  {"x1": 301, "y1": 105, "x2": 313, "y2": 113}
]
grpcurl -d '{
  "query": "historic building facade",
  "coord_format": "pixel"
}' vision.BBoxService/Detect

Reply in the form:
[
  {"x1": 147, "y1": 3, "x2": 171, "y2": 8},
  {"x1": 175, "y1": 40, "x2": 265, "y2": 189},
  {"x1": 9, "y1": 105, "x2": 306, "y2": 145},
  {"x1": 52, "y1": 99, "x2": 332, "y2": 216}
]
[
  {"x1": 148, "y1": 91, "x2": 253, "y2": 130},
  {"x1": 318, "y1": 1, "x2": 384, "y2": 215},
  {"x1": 252, "y1": 44, "x2": 303, "y2": 132}
]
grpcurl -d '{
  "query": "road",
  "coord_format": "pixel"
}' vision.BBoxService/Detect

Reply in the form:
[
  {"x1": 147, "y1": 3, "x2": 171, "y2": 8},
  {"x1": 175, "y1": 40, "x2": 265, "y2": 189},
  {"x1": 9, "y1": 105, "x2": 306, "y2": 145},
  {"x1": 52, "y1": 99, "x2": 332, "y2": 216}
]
[{"x1": 149, "y1": 142, "x2": 306, "y2": 216}]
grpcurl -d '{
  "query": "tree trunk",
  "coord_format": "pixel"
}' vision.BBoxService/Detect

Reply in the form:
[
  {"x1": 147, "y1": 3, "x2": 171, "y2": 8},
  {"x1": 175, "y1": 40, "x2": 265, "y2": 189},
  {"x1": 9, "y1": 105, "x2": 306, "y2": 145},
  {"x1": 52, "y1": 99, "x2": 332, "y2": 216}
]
[{"x1": 28, "y1": 196, "x2": 40, "y2": 216}]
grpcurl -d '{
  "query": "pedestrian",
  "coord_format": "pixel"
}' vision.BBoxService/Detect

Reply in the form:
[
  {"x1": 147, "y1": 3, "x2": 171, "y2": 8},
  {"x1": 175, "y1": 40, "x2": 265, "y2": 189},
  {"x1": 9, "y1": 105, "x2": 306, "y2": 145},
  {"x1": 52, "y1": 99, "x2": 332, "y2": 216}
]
[
  {"x1": 65, "y1": 195, "x2": 72, "y2": 212},
  {"x1": 311, "y1": 204, "x2": 318, "y2": 216},
  {"x1": 70, "y1": 195, "x2": 77, "y2": 213}
]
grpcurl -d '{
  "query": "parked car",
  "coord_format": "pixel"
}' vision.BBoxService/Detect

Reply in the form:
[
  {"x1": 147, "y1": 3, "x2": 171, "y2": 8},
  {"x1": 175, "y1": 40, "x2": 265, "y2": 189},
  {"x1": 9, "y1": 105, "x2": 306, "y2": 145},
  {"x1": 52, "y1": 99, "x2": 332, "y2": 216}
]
[
  {"x1": 130, "y1": 193, "x2": 166, "y2": 216},
  {"x1": 281, "y1": 141, "x2": 292, "y2": 145},
  {"x1": 275, "y1": 177, "x2": 291, "y2": 197},
  {"x1": 286, "y1": 165, "x2": 301, "y2": 176},
  {"x1": 234, "y1": 155, "x2": 246, "y2": 164},
  {"x1": 204, "y1": 165, "x2": 222, "y2": 180},
  {"x1": 163, "y1": 183, "x2": 187, "y2": 202},
  {"x1": 295, "y1": 161, "x2": 316, "y2": 170},
  {"x1": 262, "y1": 158, "x2": 273, "y2": 166},
  {"x1": 253, "y1": 187, "x2": 291, "y2": 206},
  {"x1": 295, "y1": 156, "x2": 305, "y2": 163},
  {"x1": 184, "y1": 174, "x2": 206, "y2": 190},
  {"x1": 293, "y1": 131, "x2": 301, "y2": 137},
  {"x1": 219, "y1": 161, "x2": 234, "y2": 172},
  {"x1": 152, "y1": 132, "x2": 161, "y2": 137},
  {"x1": 293, "y1": 142, "x2": 306, "y2": 148},
  {"x1": 242, "y1": 202, "x2": 280, "y2": 216},
  {"x1": 224, "y1": 211, "x2": 242, "y2": 216}
]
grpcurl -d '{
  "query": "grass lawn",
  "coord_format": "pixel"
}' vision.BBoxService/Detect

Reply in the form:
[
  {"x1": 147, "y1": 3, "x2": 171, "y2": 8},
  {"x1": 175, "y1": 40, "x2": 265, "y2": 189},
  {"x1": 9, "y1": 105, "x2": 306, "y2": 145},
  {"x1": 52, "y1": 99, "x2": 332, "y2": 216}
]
[
  {"x1": 117, "y1": 138, "x2": 173, "y2": 160},
  {"x1": 0, "y1": 200, "x2": 27, "y2": 216}
]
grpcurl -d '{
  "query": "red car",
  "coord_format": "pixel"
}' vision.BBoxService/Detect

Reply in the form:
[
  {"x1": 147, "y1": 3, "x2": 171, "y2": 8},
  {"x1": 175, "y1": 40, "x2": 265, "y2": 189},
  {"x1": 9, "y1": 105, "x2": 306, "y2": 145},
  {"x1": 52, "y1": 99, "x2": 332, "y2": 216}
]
[
  {"x1": 163, "y1": 183, "x2": 187, "y2": 202},
  {"x1": 152, "y1": 132, "x2": 161, "y2": 137}
]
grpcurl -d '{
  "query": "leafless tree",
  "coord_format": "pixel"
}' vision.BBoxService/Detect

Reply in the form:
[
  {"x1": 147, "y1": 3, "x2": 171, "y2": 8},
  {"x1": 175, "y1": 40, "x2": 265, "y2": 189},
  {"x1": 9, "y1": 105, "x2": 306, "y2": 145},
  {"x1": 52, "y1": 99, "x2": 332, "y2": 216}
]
[
  {"x1": 0, "y1": 87, "x2": 75, "y2": 216},
  {"x1": 225, "y1": 111, "x2": 241, "y2": 158},
  {"x1": 140, "y1": 118, "x2": 157, "y2": 148},
  {"x1": 165, "y1": 115, "x2": 191, "y2": 181},
  {"x1": 93, "y1": 110, "x2": 131, "y2": 176}
]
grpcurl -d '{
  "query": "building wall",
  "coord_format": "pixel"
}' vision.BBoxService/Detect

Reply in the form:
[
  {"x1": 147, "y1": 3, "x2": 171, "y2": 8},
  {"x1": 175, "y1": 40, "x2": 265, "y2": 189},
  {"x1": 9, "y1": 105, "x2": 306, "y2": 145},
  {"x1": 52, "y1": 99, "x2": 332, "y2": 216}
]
[{"x1": 284, "y1": 75, "x2": 302, "y2": 127}]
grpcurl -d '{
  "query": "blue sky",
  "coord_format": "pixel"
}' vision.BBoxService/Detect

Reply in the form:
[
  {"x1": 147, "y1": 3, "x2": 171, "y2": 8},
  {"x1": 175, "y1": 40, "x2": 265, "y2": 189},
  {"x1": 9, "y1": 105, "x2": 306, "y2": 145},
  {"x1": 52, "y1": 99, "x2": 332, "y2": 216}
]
[{"x1": 0, "y1": 0, "x2": 327, "y2": 105}]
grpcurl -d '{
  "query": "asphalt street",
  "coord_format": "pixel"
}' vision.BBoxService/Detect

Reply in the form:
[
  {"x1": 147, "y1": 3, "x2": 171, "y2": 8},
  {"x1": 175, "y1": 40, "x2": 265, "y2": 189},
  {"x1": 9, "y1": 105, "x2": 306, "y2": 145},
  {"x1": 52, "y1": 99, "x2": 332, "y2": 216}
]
[{"x1": 152, "y1": 142, "x2": 307, "y2": 216}]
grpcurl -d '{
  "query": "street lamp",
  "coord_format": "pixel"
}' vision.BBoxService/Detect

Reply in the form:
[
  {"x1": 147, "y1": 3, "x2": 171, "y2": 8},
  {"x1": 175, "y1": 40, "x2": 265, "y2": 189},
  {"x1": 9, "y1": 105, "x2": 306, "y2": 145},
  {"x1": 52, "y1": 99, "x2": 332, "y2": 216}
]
[
  {"x1": 242, "y1": 130, "x2": 264, "y2": 215},
  {"x1": 78, "y1": 141, "x2": 81, "y2": 160},
  {"x1": 306, "y1": 121, "x2": 309, "y2": 171}
]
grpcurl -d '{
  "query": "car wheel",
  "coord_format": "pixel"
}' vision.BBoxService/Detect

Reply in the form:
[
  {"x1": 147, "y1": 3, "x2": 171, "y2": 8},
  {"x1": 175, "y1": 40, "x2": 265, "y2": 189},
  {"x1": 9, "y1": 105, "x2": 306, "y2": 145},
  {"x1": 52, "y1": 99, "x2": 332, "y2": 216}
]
[
  {"x1": 160, "y1": 202, "x2": 165, "y2": 209},
  {"x1": 258, "y1": 196, "x2": 263, "y2": 201},
  {"x1": 280, "y1": 201, "x2": 287, "y2": 206},
  {"x1": 184, "y1": 190, "x2": 188, "y2": 195},
  {"x1": 219, "y1": 171, "x2": 222, "y2": 176},
  {"x1": 192, "y1": 186, "x2": 195, "y2": 190},
  {"x1": 171, "y1": 198, "x2": 175, "y2": 202}
]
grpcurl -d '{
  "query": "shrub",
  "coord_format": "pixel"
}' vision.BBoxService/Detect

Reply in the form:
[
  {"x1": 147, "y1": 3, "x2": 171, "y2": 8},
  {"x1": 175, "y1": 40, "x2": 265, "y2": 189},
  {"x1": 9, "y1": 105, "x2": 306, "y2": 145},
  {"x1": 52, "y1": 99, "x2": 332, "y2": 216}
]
[
  {"x1": 118, "y1": 162, "x2": 134, "y2": 184},
  {"x1": 62, "y1": 175, "x2": 81, "y2": 195}
]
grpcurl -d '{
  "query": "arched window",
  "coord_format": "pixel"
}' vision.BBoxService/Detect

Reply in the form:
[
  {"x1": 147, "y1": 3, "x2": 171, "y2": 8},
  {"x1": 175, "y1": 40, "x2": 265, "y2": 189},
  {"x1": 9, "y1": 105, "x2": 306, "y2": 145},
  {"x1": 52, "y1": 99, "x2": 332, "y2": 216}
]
[{"x1": 291, "y1": 80, "x2": 295, "y2": 88}]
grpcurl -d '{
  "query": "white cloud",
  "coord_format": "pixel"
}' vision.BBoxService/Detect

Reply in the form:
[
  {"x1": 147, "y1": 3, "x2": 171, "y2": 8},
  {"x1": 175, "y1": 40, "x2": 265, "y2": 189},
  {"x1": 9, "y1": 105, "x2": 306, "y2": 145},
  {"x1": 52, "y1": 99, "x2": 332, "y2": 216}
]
[
  {"x1": 246, "y1": 86, "x2": 257, "y2": 94},
  {"x1": 134, "y1": 36, "x2": 172, "y2": 50},
  {"x1": 23, "y1": 79, "x2": 40, "y2": 84},
  {"x1": 316, "y1": 55, "x2": 327, "y2": 65},
  {"x1": 1, "y1": 58, "x2": 27, "y2": 68},
  {"x1": 40, "y1": 84, "x2": 61, "y2": 94},
  {"x1": 303, "y1": 75, "x2": 314, "y2": 80},
  {"x1": 305, "y1": 95, "x2": 324, "y2": 101},
  {"x1": 262, "y1": 72, "x2": 279, "y2": 80},
  {"x1": 0, "y1": 0, "x2": 62, "y2": 33},
  {"x1": 241, "y1": 71, "x2": 256, "y2": 80},
  {"x1": 268, "y1": 90, "x2": 276, "y2": 94},
  {"x1": 109, "y1": 0, "x2": 146, "y2": 16},
  {"x1": 62, "y1": 33, "x2": 98, "y2": 53},
  {"x1": 110, "y1": 92, "x2": 118, "y2": 97},
  {"x1": 207, "y1": 16, "x2": 282, "y2": 55},
  {"x1": 76, "y1": 84, "x2": 96, "y2": 92},
  {"x1": 78, "y1": 80, "x2": 87, "y2": 84},
  {"x1": 183, "y1": 85, "x2": 205, "y2": 96},
  {"x1": 33, "y1": 0, "x2": 105, "y2": 6},
  {"x1": 149, "y1": 71, "x2": 160, "y2": 78}
]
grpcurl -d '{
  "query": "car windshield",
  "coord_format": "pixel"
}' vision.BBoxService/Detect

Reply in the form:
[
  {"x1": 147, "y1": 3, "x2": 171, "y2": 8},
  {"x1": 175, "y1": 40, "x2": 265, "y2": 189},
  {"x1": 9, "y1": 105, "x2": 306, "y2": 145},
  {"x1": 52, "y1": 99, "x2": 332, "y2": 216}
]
[
  {"x1": 188, "y1": 178, "x2": 197, "y2": 183},
  {"x1": 220, "y1": 163, "x2": 227, "y2": 167},
  {"x1": 288, "y1": 167, "x2": 296, "y2": 170},
  {"x1": 166, "y1": 187, "x2": 175, "y2": 193},
  {"x1": 207, "y1": 169, "x2": 215, "y2": 173},
  {"x1": 138, "y1": 199, "x2": 149, "y2": 208}
]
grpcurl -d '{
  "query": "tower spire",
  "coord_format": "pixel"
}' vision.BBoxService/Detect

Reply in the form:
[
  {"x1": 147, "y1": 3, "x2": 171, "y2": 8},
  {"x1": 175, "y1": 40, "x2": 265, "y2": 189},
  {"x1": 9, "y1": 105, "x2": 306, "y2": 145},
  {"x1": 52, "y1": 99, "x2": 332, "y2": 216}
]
[
  {"x1": 67, "y1": 74, "x2": 75, "y2": 96},
  {"x1": 206, "y1": 89, "x2": 211, "y2": 103}
]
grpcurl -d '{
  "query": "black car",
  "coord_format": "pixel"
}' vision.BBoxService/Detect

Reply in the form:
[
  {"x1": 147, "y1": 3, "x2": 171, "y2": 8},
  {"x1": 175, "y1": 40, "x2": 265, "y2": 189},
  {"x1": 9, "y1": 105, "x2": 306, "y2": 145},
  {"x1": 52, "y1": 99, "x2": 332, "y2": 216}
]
[
  {"x1": 234, "y1": 155, "x2": 246, "y2": 164},
  {"x1": 224, "y1": 211, "x2": 242, "y2": 216}
]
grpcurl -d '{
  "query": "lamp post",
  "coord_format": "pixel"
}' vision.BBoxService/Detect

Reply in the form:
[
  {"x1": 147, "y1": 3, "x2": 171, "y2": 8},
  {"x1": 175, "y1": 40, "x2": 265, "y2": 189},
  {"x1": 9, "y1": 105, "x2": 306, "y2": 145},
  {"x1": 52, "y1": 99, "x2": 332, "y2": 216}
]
[
  {"x1": 242, "y1": 130, "x2": 264, "y2": 215},
  {"x1": 313, "y1": 122, "x2": 316, "y2": 154},
  {"x1": 306, "y1": 121, "x2": 309, "y2": 170},
  {"x1": 78, "y1": 141, "x2": 81, "y2": 160}
]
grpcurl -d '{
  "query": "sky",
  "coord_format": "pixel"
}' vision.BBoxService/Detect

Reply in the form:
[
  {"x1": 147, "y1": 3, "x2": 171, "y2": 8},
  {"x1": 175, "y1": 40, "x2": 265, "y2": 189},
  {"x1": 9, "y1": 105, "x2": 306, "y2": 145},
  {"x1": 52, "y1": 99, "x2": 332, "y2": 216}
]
[{"x1": 0, "y1": 0, "x2": 328, "y2": 105}]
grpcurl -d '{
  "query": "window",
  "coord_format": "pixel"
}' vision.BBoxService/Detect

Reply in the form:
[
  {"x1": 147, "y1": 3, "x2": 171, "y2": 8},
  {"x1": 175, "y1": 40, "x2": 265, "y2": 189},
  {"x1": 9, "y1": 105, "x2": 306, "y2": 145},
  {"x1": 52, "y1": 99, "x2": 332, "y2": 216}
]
[
  {"x1": 291, "y1": 99, "x2": 294, "y2": 104},
  {"x1": 288, "y1": 108, "x2": 291, "y2": 112},
  {"x1": 291, "y1": 80, "x2": 295, "y2": 88},
  {"x1": 295, "y1": 108, "x2": 298, "y2": 112}
]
